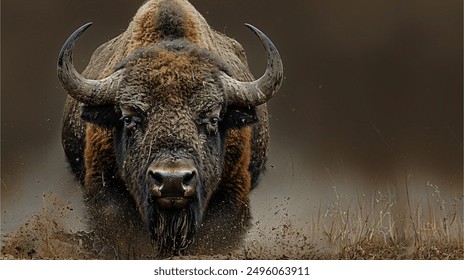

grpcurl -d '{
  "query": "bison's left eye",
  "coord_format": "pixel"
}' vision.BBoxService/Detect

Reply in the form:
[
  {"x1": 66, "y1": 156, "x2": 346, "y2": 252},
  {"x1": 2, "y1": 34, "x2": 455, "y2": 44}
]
[
  {"x1": 207, "y1": 117, "x2": 220, "y2": 135},
  {"x1": 198, "y1": 116, "x2": 221, "y2": 135},
  {"x1": 198, "y1": 106, "x2": 222, "y2": 135}
]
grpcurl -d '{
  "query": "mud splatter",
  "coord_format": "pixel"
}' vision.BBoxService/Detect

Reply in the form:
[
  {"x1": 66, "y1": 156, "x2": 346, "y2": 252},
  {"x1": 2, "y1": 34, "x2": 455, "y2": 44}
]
[{"x1": 1, "y1": 188, "x2": 462, "y2": 260}]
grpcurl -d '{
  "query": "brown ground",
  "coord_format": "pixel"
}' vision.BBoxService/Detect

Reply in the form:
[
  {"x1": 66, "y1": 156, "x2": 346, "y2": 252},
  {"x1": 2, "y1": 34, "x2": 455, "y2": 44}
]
[{"x1": 2, "y1": 190, "x2": 462, "y2": 260}]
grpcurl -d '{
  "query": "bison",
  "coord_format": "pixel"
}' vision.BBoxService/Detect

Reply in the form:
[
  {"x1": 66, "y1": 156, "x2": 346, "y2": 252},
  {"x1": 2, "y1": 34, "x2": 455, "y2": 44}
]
[{"x1": 57, "y1": 0, "x2": 283, "y2": 257}]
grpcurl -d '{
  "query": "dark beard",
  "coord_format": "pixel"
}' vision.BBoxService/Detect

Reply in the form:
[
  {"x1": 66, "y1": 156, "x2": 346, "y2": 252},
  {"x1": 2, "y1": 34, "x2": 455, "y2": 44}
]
[{"x1": 149, "y1": 203, "x2": 201, "y2": 256}]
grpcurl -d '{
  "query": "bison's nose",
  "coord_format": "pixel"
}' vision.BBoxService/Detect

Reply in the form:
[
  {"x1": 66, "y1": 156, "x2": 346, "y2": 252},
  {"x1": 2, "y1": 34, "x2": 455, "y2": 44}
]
[{"x1": 147, "y1": 162, "x2": 198, "y2": 208}]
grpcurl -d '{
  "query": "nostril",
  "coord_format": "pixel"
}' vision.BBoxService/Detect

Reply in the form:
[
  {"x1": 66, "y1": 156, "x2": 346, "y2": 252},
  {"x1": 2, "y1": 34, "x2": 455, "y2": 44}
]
[
  {"x1": 149, "y1": 171, "x2": 164, "y2": 186},
  {"x1": 147, "y1": 162, "x2": 198, "y2": 199},
  {"x1": 182, "y1": 171, "x2": 197, "y2": 187}
]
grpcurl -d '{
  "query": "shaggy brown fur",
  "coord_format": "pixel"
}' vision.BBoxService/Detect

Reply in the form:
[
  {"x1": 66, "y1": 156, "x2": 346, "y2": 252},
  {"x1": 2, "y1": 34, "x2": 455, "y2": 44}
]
[{"x1": 60, "y1": 0, "x2": 278, "y2": 257}]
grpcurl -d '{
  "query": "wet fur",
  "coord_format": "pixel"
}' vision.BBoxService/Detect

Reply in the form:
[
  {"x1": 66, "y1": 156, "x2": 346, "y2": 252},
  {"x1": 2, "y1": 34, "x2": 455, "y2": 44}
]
[{"x1": 61, "y1": 0, "x2": 269, "y2": 256}]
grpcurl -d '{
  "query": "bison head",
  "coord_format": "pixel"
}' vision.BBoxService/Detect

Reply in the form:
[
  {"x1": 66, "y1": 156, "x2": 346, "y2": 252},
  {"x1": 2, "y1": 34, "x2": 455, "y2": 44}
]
[{"x1": 57, "y1": 22, "x2": 282, "y2": 255}]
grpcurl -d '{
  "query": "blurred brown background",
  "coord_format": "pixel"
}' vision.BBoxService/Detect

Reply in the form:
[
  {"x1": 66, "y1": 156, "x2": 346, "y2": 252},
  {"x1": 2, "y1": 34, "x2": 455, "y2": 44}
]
[{"x1": 1, "y1": 0, "x2": 462, "y2": 233}]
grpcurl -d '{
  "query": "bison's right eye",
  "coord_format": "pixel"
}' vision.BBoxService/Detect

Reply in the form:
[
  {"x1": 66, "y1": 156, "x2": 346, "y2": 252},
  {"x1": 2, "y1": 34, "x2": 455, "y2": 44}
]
[{"x1": 121, "y1": 115, "x2": 139, "y2": 129}]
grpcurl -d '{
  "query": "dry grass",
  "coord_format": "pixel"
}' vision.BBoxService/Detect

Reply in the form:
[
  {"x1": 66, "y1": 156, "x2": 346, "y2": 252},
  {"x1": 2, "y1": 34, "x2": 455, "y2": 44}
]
[
  {"x1": 2, "y1": 181, "x2": 462, "y2": 260},
  {"x1": 309, "y1": 179, "x2": 463, "y2": 259}
]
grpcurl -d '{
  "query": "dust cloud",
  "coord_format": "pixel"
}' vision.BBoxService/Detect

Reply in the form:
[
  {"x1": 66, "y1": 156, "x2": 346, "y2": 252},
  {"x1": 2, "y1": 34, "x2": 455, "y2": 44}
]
[{"x1": 1, "y1": 0, "x2": 462, "y2": 259}]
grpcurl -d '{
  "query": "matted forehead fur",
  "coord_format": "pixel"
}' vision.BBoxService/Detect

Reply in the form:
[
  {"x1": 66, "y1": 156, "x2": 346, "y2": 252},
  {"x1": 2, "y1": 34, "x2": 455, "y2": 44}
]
[{"x1": 115, "y1": 40, "x2": 233, "y2": 112}]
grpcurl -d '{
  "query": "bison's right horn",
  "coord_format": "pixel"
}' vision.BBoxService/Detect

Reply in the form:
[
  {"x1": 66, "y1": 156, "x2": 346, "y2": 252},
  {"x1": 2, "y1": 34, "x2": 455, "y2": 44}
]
[
  {"x1": 57, "y1": 22, "x2": 122, "y2": 106},
  {"x1": 220, "y1": 24, "x2": 283, "y2": 107}
]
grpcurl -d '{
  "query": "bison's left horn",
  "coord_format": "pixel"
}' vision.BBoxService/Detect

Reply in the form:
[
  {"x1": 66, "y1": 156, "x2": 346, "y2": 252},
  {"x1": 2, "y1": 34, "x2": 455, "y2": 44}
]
[
  {"x1": 220, "y1": 24, "x2": 283, "y2": 107},
  {"x1": 57, "y1": 22, "x2": 122, "y2": 105}
]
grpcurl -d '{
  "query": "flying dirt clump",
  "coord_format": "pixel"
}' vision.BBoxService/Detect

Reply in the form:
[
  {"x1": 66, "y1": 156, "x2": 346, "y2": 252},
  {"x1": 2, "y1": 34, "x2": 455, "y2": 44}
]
[{"x1": 1, "y1": 193, "x2": 104, "y2": 259}]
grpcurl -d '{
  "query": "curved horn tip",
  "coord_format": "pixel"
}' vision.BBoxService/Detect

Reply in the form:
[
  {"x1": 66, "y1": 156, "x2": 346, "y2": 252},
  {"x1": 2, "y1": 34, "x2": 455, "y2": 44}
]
[
  {"x1": 243, "y1": 23, "x2": 259, "y2": 34},
  {"x1": 57, "y1": 22, "x2": 118, "y2": 106},
  {"x1": 223, "y1": 23, "x2": 283, "y2": 107},
  {"x1": 57, "y1": 22, "x2": 93, "y2": 68},
  {"x1": 243, "y1": 23, "x2": 274, "y2": 42},
  {"x1": 243, "y1": 23, "x2": 282, "y2": 59}
]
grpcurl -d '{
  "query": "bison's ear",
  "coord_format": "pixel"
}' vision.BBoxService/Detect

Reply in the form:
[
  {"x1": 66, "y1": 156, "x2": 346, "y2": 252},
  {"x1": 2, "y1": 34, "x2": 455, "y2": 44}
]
[
  {"x1": 222, "y1": 106, "x2": 258, "y2": 129},
  {"x1": 81, "y1": 105, "x2": 120, "y2": 128}
]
